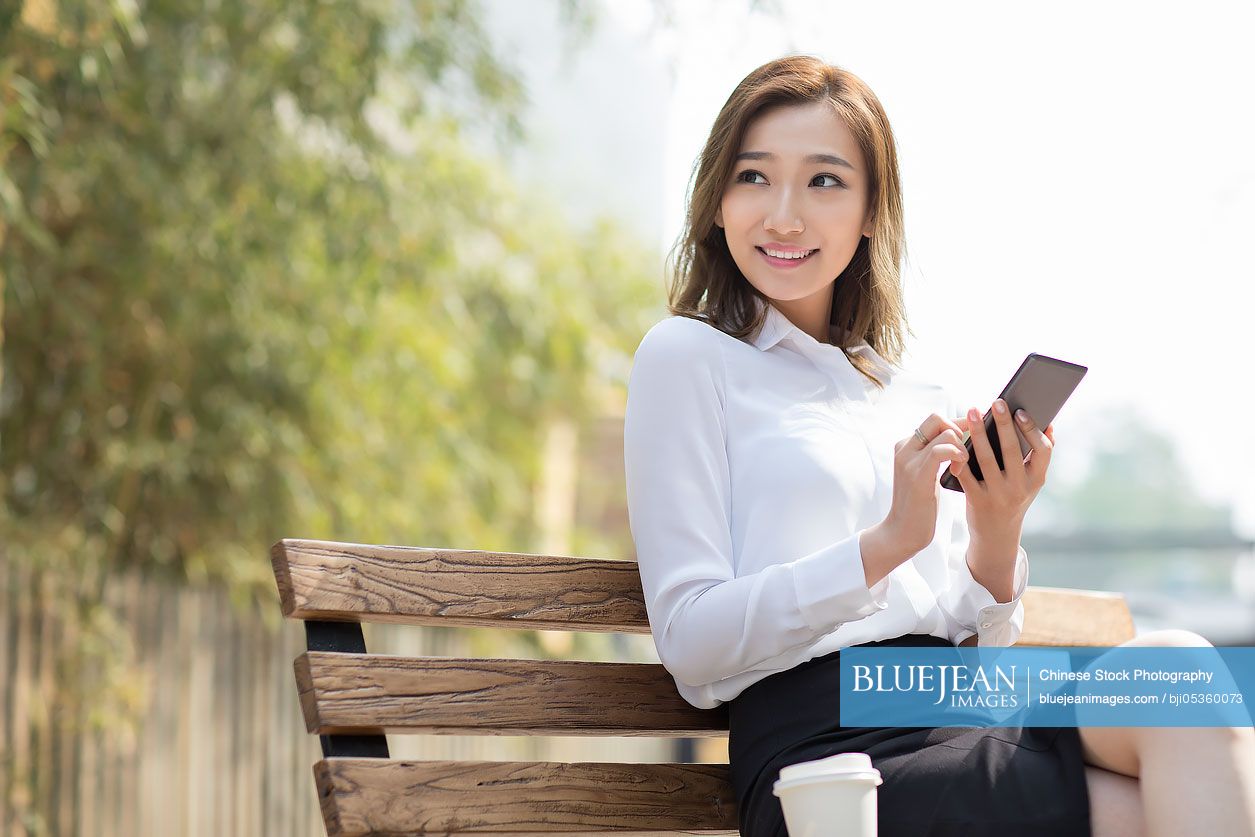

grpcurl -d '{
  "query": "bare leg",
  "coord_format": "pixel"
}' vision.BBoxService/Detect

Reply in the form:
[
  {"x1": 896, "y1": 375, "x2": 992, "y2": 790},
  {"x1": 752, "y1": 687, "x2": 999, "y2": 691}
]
[
  {"x1": 1086, "y1": 765, "x2": 1146, "y2": 837},
  {"x1": 1077, "y1": 630, "x2": 1255, "y2": 837},
  {"x1": 1137, "y1": 725, "x2": 1255, "y2": 837}
]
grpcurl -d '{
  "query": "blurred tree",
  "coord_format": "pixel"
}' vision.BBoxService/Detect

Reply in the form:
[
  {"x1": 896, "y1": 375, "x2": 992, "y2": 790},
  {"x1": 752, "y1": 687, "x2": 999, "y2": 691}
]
[
  {"x1": 1064, "y1": 423, "x2": 1230, "y2": 531},
  {"x1": 0, "y1": 0, "x2": 662, "y2": 604},
  {"x1": 0, "y1": 0, "x2": 789, "y2": 827},
  {"x1": 1032, "y1": 409, "x2": 1232, "y2": 534},
  {"x1": 0, "y1": 1, "x2": 665, "y2": 814}
]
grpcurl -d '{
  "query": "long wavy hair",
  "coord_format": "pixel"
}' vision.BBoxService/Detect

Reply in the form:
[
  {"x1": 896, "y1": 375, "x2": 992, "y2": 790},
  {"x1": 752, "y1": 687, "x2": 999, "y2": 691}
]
[{"x1": 665, "y1": 55, "x2": 912, "y2": 389}]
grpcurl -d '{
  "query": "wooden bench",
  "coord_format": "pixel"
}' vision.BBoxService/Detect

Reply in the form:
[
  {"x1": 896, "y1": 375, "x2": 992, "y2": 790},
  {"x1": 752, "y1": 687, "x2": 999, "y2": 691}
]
[{"x1": 270, "y1": 538, "x2": 1137, "y2": 836}]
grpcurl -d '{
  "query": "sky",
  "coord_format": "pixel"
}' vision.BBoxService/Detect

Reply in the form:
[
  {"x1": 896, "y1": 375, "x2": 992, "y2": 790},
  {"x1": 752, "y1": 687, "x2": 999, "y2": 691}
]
[{"x1": 480, "y1": 0, "x2": 1255, "y2": 537}]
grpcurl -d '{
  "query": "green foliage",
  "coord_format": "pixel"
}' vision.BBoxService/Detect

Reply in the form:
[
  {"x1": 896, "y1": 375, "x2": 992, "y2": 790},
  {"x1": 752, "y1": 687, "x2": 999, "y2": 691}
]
[
  {"x1": 1, "y1": 0, "x2": 660, "y2": 608},
  {"x1": 1046, "y1": 410, "x2": 1231, "y2": 532}
]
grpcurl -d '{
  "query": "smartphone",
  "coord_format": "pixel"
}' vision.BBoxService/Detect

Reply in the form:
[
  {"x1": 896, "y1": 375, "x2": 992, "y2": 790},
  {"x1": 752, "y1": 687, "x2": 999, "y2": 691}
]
[{"x1": 940, "y1": 353, "x2": 1087, "y2": 492}]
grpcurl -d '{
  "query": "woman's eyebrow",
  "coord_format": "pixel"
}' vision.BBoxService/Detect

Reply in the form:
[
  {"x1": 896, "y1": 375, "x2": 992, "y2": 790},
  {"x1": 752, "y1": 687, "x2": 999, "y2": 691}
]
[{"x1": 735, "y1": 150, "x2": 855, "y2": 170}]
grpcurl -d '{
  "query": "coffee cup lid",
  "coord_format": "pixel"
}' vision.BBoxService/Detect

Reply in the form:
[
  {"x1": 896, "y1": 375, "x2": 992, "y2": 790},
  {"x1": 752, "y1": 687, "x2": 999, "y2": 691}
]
[{"x1": 775, "y1": 753, "x2": 882, "y2": 787}]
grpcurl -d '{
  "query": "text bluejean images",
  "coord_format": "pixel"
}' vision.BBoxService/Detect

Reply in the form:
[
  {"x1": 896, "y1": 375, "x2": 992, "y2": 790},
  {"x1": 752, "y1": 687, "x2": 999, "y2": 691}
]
[{"x1": 839, "y1": 646, "x2": 1255, "y2": 727}]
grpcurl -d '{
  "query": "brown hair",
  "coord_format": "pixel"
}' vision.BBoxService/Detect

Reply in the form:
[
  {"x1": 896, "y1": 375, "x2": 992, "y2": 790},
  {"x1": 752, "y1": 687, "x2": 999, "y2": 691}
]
[{"x1": 664, "y1": 54, "x2": 912, "y2": 389}]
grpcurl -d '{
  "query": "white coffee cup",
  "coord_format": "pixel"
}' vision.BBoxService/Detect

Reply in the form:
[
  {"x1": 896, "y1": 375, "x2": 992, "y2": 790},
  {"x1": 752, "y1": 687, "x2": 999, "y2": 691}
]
[{"x1": 772, "y1": 752, "x2": 882, "y2": 837}]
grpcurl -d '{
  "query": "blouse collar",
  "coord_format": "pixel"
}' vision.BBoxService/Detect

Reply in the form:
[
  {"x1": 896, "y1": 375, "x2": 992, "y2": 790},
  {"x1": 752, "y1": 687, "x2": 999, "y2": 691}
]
[{"x1": 748, "y1": 295, "x2": 898, "y2": 384}]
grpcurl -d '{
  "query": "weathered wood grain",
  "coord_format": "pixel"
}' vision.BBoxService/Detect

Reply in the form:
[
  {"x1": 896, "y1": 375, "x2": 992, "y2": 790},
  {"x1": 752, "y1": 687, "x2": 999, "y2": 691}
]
[
  {"x1": 294, "y1": 653, "x2": 728, "y2": 737},
  {"x1": 271, "y1": 539, "x2": 648, "y2": 631},
  {"x1": 313, "y1": 758, "x2": 739, "y2": 836},
  {"x1": 272, "y1": 539, "x2": 1137, "y2": 645}
]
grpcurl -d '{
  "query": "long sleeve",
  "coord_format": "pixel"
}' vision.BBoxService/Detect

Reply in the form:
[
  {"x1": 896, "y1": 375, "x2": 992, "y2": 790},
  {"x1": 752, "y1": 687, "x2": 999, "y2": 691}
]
[
  {"x1": 937, "y1": 502, "x2": 1028, "y2": 647},
  {"x1": 934, "y1": 383, "x2": 1027, "y2": 647},
  {"x1": 623, "y1": 318, "x2": 890, "y2": 690}
]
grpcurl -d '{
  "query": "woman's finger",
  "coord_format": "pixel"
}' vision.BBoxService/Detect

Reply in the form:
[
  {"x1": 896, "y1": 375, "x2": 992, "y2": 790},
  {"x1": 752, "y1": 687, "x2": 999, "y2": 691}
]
[
  {"x1": 964, "y1": 406, "x2": 1002, "y2": 486},
  {"x1": 990, "y1": 399, "x2": 1026, "y2": 480},
  {"x1": 949, "y1": 453, "x2": 983, "y2": 496},
  {"x1": 914, "y1": 413, "x2": 965, "y2": 448},
  {"x1": 1016, "y1": 411, "x2": 1053, "y2": 478},
  {"x1": 927, "y1": 431, "x2": 965, "y2": 472},
  {"x1": 1013, "y1": 409, "x2": 1049, "y2": 451}
]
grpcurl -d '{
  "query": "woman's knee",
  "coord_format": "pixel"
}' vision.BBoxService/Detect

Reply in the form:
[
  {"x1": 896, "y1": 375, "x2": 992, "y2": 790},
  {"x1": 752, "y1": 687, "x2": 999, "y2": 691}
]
[
  {"x1": 1119, "y1": 628, "x2": 1213, "y2": 648},
  {"x1": 1080, "y1": 629, "x2": 1228, "y2": 763}
]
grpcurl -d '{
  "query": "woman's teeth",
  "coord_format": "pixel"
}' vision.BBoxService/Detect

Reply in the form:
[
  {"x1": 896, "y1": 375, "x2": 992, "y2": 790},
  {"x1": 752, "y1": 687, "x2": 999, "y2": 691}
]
[{"x1": 759, "y1": 248, "x2": 814, "y2": 259}]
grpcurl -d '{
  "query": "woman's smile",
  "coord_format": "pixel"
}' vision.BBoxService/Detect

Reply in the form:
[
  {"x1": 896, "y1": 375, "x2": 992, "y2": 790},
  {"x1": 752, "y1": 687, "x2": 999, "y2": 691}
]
[{"x1": 757, "y1": 246, "x2": 819, "y2": 269}]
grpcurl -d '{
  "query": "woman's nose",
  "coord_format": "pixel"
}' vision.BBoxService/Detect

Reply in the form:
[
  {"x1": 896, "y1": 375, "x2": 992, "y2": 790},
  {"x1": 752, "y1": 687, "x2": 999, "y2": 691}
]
[
  {"x1": 766, "y1": 194, "x2": 803, "y2": 234},
  {"x1": 765, "y1": 213, "x2": 803, "y2": 235}
]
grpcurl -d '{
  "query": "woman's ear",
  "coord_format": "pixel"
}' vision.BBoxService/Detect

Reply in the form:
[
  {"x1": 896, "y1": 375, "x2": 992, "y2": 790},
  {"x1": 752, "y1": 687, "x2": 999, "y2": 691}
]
[{"x1": 714, "y1": 207, "x2": 723, "y2": 229}]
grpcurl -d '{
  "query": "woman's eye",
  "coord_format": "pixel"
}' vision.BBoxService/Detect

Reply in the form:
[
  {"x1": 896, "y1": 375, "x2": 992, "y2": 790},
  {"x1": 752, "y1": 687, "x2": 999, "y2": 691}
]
[{"x1": 735, "y1": 170, "x2": 845, "y2": 189}]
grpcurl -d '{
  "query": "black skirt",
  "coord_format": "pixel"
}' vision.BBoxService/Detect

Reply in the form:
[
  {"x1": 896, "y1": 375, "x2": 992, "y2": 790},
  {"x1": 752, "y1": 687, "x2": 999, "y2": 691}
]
[{"x1": 727, "y1": 633, "x2": 1091, "y2": 837}]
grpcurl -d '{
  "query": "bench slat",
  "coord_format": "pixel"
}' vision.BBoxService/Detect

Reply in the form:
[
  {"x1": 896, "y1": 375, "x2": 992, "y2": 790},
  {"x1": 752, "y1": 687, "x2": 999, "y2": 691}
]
[
  {"x1": 314, "y1": 758, "x2": 738, "y2": 836},
  {"x1": 273, "y1": 539, "x2": 1136, "y2": 646},
  {"x1": 275, "y1": 538, "x2": 1138, "y2": 836},
  {"x1": 271, "y1": 539, "x2": 648, "y2": 631},
  {"x1": 296, "y1": 583, "x2": 1135, "y2": 738},
  {"x1": 296, "y1": 653, "x2": 728, "y2": 736},
  {"x1": 1020, "y1": 586, "x2": 1135, "y2": 646}
]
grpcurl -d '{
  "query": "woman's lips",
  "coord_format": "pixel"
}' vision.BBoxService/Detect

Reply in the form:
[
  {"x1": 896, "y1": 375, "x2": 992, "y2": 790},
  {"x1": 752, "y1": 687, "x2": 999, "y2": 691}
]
[{"x1": 757, "y1": 247, "x2": 817, "y2": 269}]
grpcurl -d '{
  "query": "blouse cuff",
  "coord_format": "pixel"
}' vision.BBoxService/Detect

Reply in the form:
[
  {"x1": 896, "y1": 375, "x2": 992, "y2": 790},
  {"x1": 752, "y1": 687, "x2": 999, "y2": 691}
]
[
  {"x1": 950, "y1": 544, "x2": 1029, "y2": 647},
  {"x1": 791, "y1": 529, "x2": 892, "y2": 633}
]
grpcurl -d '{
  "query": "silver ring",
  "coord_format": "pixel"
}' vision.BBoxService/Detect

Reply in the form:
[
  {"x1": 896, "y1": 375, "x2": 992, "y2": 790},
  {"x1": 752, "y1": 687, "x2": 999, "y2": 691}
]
[{"x1": 913, "y1": 427, "x2": 929, "y2": 446}]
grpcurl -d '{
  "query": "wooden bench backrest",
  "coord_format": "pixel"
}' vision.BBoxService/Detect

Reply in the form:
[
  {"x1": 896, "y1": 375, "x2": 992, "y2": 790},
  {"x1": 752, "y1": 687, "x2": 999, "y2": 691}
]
[{"x1": 271, "y1": 538, "x2": 1136, "y2": 836}]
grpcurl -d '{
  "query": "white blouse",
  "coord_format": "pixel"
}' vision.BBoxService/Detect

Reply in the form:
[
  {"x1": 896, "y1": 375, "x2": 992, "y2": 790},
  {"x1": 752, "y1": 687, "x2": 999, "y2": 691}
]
[{"x1": 622, "y1": 296, "x2": 1028, "y2": 709}]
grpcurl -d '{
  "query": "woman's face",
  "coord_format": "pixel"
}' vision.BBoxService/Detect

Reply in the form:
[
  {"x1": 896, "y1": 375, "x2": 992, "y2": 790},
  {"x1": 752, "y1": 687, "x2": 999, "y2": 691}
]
[{"x1": 715, "y1": 101, "x2": 873, "y2": 309}]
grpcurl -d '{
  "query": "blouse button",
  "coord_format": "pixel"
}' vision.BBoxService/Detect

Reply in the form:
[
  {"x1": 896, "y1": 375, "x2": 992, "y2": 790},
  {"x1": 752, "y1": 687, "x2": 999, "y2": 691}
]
[{"x1": 980, "y1": 621, "x2": 993, "y2": 629}]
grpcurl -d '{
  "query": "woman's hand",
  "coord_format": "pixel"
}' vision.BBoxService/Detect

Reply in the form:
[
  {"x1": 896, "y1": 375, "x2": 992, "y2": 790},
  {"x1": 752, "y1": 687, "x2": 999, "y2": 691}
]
[
  {"x1": 950, "y1": 399, "x2": 1055, "y2": 541},
  {"x1": 885, "y1": 412, "x2": 969, "y2": 554}
]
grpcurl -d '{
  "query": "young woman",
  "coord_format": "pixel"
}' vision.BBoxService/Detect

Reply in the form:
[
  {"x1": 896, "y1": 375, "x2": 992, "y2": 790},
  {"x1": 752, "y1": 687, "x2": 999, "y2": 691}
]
[{"x1": 622, "y1": 55, "x2": 1255, "y2": 837}]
